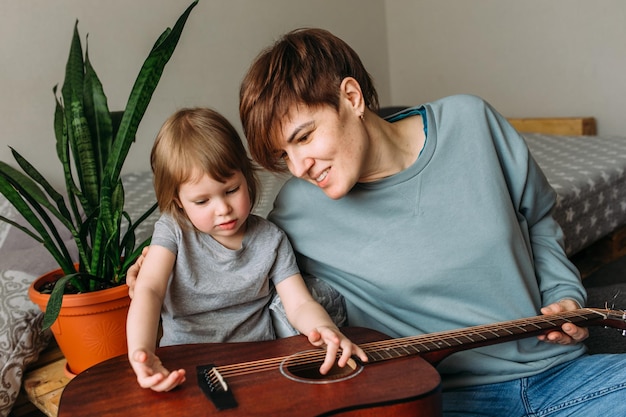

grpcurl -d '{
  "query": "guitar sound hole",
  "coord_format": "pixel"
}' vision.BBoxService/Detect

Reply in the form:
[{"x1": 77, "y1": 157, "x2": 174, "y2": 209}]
[{"x1": 279, "y1": 350, "x2": 363, "y2": 384}]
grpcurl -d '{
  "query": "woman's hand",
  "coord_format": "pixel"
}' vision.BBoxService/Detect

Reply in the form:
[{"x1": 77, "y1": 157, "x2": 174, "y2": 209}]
[
  {"x1": 307, "y1": 326, "x2": 368, "y2": 375},
  {"x1": 127, "y1": 246, "x2": 149, "y2": 298},
  {"x1": 537, "y1": 299, "x2": 589, "y2": 345}
]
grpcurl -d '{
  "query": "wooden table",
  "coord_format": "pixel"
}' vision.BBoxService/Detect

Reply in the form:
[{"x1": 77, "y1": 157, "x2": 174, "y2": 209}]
[{"x1": 57, "y1": 327, "x2": 442, "y2": 417}]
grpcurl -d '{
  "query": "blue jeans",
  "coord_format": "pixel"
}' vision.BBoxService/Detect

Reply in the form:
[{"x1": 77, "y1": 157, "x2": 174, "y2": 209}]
[{"x1": 443, "y1": 353, "x2": 626, "y2": 416}]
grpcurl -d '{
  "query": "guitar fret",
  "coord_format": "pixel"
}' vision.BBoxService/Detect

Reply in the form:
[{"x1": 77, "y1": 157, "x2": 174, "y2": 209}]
[
  {"x1": 388, "y1": 347, "x2": 405, "y2": 357},
  {"x1": 399, "y1": 345, "x2": 418, "y2": 355},
  {"x1": 450, "y1": 336, "x2": 464, "y2": 345},
  {"x1": 463, "y1": 332, "x2": 488, "y2": 341},
  {"x1": 417, "y1": 342, "x2": 432, "y2": 352},
  {"x1": 367, "y1": 351, "x2": 385, "y2": 361},
  {"x1": 511, "y1": 325, "x2": 531, "y2": 333}
]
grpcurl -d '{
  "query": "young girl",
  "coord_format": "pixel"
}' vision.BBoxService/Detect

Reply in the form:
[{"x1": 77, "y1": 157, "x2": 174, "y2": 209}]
[{"x1": 126, "y1": 107, "x2": 367, "y2": 392}]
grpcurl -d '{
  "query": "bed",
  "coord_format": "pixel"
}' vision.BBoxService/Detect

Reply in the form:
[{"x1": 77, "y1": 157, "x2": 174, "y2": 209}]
[
  {"x1": 3, "y1": 117, "x2": 626, "y2": 416},
  {"x1": 509, "y1": 118, "x2": 626, "y2": 270}
]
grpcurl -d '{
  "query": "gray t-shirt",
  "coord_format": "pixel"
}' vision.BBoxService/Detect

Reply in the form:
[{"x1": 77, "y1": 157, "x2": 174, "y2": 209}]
[{"x1": 151, "y1": 213, "x2": 300, "y2": 346}]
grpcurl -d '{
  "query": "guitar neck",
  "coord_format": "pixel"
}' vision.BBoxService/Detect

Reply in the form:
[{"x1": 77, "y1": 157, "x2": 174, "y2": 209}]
[{"x1": 361, "y1": 308, "x2": 625, "y2": 365}]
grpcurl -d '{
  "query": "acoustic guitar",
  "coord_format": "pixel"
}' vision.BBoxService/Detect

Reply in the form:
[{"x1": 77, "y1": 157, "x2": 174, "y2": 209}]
[{"x1": 58, "y1": 308, "x2": 625, "y2": 417}]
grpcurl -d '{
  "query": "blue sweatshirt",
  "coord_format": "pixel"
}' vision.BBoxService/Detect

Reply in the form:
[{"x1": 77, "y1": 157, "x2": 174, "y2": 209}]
[{"x1": 269, "y1": 94, "x2": 586, "y2": 388}]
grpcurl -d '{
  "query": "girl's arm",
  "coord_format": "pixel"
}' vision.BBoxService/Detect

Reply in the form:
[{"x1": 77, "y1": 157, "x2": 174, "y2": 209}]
[
  {"x1": 126, "y1": 245, "x2": 184, "y2": 391},
  {"x1": 275, "y1": 274, "x2": 368, "y2": 374}
]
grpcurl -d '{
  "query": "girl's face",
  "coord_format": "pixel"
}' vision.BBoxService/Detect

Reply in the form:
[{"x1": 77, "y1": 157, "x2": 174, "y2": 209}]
[
  {"x1": 278, "y1": 102, "x2": 367, "y2": 200},
  {"x1": 176, "y1": 170, "x2": 251, "y2": 249}
]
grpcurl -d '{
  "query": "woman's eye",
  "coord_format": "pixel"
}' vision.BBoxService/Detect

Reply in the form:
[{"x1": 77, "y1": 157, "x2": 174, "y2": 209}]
[
  {"x1": 275, "y1": 150, "x2": 288, "y2": 161},
  {"x1": 296, "y1": 133, "x2": 309, "y2": 143}
]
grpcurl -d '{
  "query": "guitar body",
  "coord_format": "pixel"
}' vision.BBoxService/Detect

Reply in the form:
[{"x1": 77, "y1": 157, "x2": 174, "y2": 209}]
[{"x1": 59, "y1": 327, "x2": 442, "y2": 417}]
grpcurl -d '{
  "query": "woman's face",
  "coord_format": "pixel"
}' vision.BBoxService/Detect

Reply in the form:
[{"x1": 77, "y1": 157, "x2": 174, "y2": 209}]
[{"x1": 278, "y1": 102, "x2": 367, "y2": 200}]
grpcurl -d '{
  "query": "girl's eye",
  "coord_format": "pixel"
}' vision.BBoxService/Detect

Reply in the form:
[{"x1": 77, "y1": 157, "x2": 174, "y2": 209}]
[
  {"x1": 296, "y1": 133, "x2": 309, "y2": 143},
  {"x1": 194, "y1": 199, "x2": 208, "y2": 206},
  {"x1": 226, "y1": 186, "x2": 240, "y2": 195}
]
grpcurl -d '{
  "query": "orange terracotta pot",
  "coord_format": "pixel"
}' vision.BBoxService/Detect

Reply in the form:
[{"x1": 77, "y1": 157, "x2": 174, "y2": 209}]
[{"x1": 28, "y1": 267, "x2": 130, "y2": 376}]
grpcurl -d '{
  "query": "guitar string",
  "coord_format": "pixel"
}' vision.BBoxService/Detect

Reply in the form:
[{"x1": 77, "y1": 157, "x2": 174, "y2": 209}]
[
  {"x1": 213, "y1": 308, "x2": 608, "y2": 378},
  {"x1": 214, "y1": 309, "x2": 606, "y2": 377}
]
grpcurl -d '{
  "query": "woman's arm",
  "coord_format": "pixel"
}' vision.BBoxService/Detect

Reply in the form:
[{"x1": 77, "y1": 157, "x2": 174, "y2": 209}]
[{"x1": 486, "y1": 103, "x2": 588, "y2": 344}]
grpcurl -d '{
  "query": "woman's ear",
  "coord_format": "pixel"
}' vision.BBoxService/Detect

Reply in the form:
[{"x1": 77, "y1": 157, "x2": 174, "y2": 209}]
[{"x1": 340, "y1": 77, "x2": 365, "y2": 117}]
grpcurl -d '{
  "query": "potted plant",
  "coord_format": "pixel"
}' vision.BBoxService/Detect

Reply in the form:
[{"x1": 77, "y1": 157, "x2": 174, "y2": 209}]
[{"x1": 0, "y1": 1, "x2": 197, "y2": 375}]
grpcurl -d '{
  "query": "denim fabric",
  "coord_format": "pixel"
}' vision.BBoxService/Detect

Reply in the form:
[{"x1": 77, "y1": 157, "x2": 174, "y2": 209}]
[
  {"x1": 442, "y1": 353, "x2": 626, "y2": 416},
  {"x1": 269, "y1": 274, "x2": 347, "y2": 338}
]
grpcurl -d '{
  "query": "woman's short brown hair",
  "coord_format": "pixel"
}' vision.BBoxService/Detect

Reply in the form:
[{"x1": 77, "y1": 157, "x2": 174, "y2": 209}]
[
  {"x1": 239, "y1": 28, "x2": 379, "y2": 172},
  {"x1": 151, "y1": 107, "x2": 258, "y2": 226}
]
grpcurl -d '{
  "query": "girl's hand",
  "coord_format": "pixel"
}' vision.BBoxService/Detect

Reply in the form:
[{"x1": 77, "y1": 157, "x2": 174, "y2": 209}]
[
  {"x1": 129, "y1": 349, "x2": 186, "y2": 392},
  {"x1": 307, "y1": 326, "x2": 369, "y2": 375}
]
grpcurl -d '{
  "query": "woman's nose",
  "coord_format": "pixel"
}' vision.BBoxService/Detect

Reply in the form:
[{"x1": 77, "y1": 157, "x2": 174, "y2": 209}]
[{"x1": 287, "y1": 152, "x2": 314, "y2": 179}]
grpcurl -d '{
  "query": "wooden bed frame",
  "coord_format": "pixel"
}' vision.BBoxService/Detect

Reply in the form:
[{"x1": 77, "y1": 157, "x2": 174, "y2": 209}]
[
  {"x1": 11, "y1": 116, "x2": 623, "y2": 417},
  {"x1": 507, "y1": 117, "x2": 597, "y2": 136}
]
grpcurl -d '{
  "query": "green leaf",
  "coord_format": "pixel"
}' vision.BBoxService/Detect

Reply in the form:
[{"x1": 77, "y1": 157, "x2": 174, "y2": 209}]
[
  {"x1": 0, "y1": 159, "x2": 74, "y2": 235},
  {"x1": 121, "y1": 201, "x2": 158, "y2": 254},
  {"x1": 68, "y1": 95, "x2": 99, "y2": 208},
  {"x1": 0, "y1": 215, "x2": 44, "y2": 243},
  {"x1": 10, "y1": 147, "x2": 73, "y2": 222},
  {"x1": 42, "y1": 273, "x2": 80, "y2": 330},
  {"x1": 84, "y1": 44, "x2": 112, "y2": 179},
  {"x1": 60, "y1": 21, "x2": 84, "y2": 109},
  {"x1": 0, "y1": 172, "x2": 75, "y2": 274},
  {"x1": 53, "y1": 88, "x2": 87, "y2": 231},
  {"x1": 105, "y1": 0, "x2": 198, "y2": 183}
]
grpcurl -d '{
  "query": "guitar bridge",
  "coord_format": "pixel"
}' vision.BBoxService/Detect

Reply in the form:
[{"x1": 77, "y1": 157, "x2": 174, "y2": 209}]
[{"x1": 197, "y1": 364, "x2": 238, "y2": 410}]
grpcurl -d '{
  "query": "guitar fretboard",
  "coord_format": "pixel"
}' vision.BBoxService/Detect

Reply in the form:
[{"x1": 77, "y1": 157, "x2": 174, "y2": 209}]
[{"x1": 362, "y1": 308, "x2": 611, "y2": 363}]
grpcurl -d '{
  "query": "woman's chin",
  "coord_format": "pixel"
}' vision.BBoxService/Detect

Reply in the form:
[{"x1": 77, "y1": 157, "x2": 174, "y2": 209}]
[{"x1": 320, "y1": 184, "x2": 349, "y2": 200}]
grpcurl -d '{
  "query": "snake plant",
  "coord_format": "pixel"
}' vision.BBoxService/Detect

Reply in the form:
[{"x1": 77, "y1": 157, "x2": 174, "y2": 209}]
[{"x1": 0, "y1": 0, "x2": 198, "y2": 329}]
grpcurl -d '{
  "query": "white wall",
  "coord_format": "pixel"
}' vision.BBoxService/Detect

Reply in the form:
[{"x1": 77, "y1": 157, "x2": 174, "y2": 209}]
[
  {"x1": 385, "y1": 0, "x2": 626, "y2": 136},
  {"x1": 3, "y1": 0, "x2": 625, "y2": 191},
  {"x1": 1, "y1": 0, "x2": 389, "y2": 189}
]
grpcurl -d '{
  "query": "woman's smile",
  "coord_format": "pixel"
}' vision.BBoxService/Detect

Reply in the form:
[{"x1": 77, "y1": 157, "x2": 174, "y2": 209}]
[{"x1": 315, "y1": 168, "x2": 330, "y2": 185}]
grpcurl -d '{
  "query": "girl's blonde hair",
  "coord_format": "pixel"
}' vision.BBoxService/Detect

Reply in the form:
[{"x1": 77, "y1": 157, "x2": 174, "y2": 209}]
[{"x1": 151, "y1": 107, "x2": 259, "y2": 226}]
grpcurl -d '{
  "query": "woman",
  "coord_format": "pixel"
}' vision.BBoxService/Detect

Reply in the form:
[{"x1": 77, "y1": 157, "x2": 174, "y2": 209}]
[{"x1": 236, "y1": 28, "x2": 626, "y2": 416}]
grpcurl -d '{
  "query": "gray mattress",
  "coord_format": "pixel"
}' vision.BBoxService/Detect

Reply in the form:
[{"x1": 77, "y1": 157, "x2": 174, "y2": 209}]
[{"x1": 524, "y1": 133, "x2": 626, "y2": 255}]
